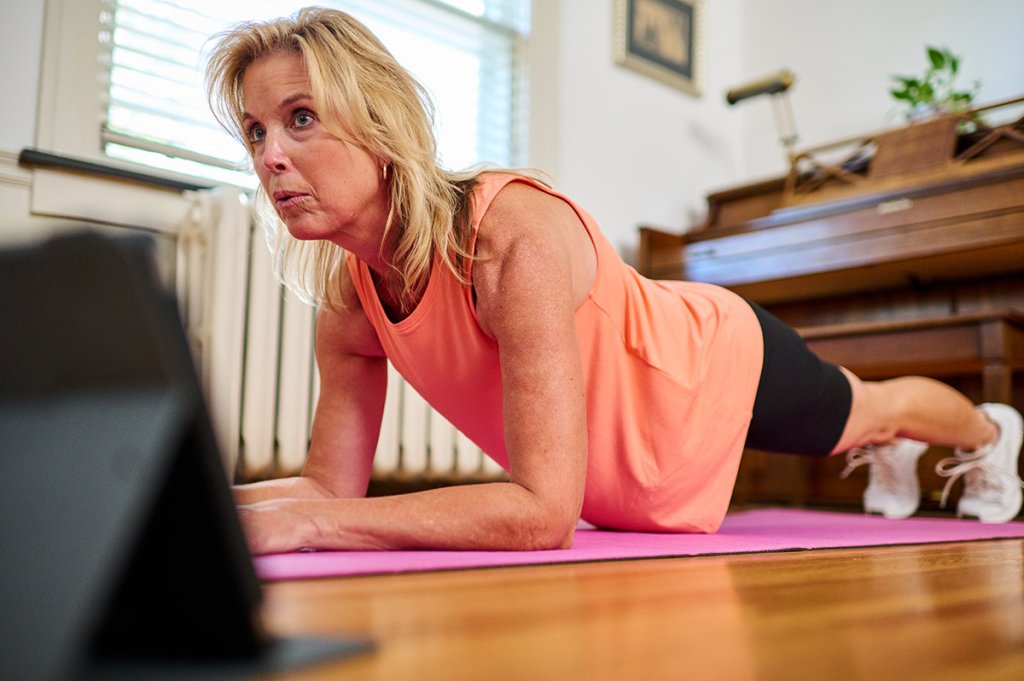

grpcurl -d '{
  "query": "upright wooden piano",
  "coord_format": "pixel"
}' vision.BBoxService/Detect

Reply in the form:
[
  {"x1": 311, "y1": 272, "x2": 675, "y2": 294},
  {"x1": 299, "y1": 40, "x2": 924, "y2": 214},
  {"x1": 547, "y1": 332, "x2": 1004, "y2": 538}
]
[{"x1": 638, "y1": 96, "x2": 1024, "y2": 513}]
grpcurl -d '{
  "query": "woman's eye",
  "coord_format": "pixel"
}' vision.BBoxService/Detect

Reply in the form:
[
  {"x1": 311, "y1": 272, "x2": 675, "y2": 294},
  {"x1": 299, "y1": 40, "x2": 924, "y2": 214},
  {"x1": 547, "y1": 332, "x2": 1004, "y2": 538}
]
[
  {"x1": 246, "y1": 125, "x2": 265, "y2": 144},
  {"x1": 294, "y1": 111, "x2": 315, "y2": 128}
]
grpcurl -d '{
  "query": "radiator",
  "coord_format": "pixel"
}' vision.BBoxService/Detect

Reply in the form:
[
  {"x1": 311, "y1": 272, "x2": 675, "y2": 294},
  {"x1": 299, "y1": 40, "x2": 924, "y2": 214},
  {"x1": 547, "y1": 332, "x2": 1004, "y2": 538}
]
[{"x1": 176, "y1": 188, "x2": 504, "y2": 484}]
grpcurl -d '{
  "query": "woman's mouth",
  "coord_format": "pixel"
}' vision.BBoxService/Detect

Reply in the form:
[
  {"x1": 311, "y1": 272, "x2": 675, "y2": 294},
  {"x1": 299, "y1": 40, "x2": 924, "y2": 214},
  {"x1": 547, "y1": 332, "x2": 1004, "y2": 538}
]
[{"x1": 273, "y1": 190, "x2": 310, "y2": 210}]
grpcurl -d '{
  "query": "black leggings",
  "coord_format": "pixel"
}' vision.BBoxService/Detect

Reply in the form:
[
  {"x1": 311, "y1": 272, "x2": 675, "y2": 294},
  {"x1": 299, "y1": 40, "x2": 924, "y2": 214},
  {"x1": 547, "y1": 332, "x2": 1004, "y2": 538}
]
[{"x1": 743, "y1": 301, "x2": 853, "y2": 456}]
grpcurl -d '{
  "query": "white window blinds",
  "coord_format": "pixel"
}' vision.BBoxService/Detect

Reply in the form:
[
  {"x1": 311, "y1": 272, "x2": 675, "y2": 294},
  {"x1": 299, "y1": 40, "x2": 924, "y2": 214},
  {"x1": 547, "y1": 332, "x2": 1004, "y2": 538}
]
[{"x1": 100, "y1": 0, "x2": 531, "y2": 186}]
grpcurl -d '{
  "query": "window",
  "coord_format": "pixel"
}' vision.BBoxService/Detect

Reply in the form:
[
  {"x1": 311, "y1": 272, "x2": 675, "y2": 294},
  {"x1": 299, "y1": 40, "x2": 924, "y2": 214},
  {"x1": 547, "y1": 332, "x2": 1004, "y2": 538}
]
[{"x1": 99, "y1": 0, "x2": 531, "y2": 186}]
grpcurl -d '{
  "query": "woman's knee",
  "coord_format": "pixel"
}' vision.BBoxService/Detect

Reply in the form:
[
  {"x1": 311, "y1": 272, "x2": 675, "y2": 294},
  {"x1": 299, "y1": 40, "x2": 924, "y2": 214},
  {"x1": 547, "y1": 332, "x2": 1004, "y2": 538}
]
[{"x1": 830, "y1": 368, "x2": 901, "y2": 453}]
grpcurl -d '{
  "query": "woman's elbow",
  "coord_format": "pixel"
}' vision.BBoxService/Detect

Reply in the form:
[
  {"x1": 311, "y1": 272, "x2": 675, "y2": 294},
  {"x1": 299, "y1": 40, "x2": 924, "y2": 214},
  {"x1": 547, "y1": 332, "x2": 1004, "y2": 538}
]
[
  {"x1": 556, "y1": 524, "x2": 576, "y2": 549},
  {"x1": 513, "y1": 510, "x2": 577, "y2": 550}
]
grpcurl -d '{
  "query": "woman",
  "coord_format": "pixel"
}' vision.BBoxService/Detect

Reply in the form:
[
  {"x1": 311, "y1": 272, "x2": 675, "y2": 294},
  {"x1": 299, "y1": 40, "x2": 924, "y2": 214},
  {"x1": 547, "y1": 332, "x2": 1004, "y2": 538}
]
[{"x1": 206, "y1": 8, "x2": 1023, "y2": 554}]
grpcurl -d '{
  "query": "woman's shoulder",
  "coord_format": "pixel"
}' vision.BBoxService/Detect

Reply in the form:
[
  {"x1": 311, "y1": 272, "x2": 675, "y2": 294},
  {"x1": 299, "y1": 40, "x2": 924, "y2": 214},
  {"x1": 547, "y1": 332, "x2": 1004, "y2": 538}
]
[
  {"x1": 469, "y1": 171, "x2": 549, "y2": 215},
  {"x1": 474, "y1": 176, "x2": 595, "y2": 310},
  {"x1": 478, "y1": 177, "x2": 574, "y2": 242}
]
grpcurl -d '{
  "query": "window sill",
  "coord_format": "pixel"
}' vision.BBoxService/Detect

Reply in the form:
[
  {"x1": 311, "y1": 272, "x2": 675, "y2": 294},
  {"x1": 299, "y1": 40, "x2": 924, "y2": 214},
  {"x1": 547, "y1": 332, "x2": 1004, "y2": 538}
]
[
  {"x1": 19, "y1": 148, "x2": 216, "y2": 192},
  {"x1": 18, "y1": 148, "x2": 247, "y2": 234}
]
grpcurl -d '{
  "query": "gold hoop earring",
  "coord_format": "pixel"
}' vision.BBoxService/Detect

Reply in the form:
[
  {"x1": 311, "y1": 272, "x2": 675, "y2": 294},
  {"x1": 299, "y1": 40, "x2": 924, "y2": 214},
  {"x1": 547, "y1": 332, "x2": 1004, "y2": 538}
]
[{"x1": 382, "y1": 164, "x2": 390, "y2": 182}]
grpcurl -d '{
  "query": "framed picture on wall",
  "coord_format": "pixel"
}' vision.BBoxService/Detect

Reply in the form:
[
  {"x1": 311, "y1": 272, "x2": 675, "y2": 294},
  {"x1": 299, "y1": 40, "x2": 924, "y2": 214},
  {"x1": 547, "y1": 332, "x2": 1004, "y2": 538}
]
[{"x1": 614, "y1": 0, "x2": 704, "y2": 96}]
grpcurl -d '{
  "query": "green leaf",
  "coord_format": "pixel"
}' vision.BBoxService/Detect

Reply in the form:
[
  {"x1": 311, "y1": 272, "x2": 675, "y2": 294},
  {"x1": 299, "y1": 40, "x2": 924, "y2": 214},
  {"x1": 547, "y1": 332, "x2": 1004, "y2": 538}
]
[
  {"x1": 891, "y1": 44, "x2": 975, "y2": 111},
  {"x1": 892, "y1": 76, "x2": 920, "y2": 87}
]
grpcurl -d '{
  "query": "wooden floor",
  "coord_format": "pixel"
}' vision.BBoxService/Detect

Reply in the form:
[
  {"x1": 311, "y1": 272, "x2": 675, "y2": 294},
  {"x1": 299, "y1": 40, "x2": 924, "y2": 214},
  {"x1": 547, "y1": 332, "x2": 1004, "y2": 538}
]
[{"x1": 260, "y1": 537, "x2": 1024, "y2": 681}]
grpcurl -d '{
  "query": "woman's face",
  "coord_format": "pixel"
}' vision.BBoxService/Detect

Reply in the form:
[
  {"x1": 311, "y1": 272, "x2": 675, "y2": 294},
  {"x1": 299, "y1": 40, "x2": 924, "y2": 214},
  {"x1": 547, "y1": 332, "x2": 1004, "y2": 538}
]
[{"x1": 241, "y1": 51, "x2": 387, "y2": 245}]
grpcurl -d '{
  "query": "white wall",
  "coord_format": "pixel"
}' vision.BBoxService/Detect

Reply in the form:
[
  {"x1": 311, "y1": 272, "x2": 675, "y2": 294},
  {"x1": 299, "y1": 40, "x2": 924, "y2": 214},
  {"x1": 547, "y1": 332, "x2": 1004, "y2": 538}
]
[
  {"x1": 0, "y1": 1, "x2": 44, "y2": 153},
  {"x1": 538, "y1": 0, "x2": 745, "y2": 259},
  {"x1": 0, "y1": 0, "x2": 84, "y2": 243},
  {"x1": 3, "y1": 0, "x2": 1024, "y2": 256},
  {"x1": 737, "y1": 0, "x2": 1024, "y2": 179},
  {"x1": 541, "y1": 0, "x2": 1024, "y2": 256}
]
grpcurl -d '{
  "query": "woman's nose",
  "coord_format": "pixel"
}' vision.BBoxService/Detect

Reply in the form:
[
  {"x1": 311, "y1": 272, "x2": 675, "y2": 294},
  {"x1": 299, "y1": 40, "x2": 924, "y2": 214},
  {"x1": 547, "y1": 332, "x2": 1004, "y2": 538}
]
[{"x1": 260, "y1": 132, "x2": 291, "y2": 173}]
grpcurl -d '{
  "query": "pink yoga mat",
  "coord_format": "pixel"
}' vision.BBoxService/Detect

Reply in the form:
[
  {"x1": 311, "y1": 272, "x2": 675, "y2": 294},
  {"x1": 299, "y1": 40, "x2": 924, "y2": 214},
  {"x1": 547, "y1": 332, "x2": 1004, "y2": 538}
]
[{"x1": 253, "y1": 508, "x2": 1024, "y2": 581}]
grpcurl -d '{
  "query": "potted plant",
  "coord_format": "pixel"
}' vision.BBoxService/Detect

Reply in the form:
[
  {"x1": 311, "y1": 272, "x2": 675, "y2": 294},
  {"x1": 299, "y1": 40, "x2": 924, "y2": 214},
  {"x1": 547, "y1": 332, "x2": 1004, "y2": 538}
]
[{"x1": 890, "y1": 46, "x2": 980, "y2": 121}]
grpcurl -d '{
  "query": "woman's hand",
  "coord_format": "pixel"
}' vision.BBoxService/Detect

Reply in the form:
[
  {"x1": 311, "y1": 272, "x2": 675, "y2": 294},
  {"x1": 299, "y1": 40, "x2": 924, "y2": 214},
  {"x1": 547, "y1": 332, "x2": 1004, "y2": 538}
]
[{"x1": 237, "y1": 498, "x2": 321, "y2": 555}]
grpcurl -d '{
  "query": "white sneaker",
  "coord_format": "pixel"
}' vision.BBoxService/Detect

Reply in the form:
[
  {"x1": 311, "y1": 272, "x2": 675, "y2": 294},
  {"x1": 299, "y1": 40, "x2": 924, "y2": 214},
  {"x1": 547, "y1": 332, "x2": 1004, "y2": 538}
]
[
  {"x1": 841, "y1": 439, "x2": 929, "y2": 519},
  {"x1": 935, "y1": 403, "x2": 1024, "y2": 524}
]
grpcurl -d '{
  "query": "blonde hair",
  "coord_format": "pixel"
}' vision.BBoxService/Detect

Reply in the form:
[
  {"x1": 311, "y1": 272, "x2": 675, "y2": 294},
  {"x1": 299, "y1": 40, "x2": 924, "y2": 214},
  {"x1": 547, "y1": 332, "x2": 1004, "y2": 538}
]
[{"x1": 206, "y1": 7, "x2": 487, "y2": 310}]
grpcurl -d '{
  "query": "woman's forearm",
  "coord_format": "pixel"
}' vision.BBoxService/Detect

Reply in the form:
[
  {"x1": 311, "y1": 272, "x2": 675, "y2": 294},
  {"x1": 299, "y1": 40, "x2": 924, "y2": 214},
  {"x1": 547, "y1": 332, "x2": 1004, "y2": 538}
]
[
  {"x1": 232, "y1": 475, "x2": 334, "y2": 505},
  {"x1": 237, "y1": 481, "x2": 578, "y2": 554}
]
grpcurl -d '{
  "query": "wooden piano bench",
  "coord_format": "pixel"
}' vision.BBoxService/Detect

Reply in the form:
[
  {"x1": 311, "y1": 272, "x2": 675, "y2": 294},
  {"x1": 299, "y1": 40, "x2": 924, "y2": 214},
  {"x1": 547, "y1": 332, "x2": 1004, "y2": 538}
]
[{"x1": 798, "y1": 310, "x2": 1024, "y2": 404}]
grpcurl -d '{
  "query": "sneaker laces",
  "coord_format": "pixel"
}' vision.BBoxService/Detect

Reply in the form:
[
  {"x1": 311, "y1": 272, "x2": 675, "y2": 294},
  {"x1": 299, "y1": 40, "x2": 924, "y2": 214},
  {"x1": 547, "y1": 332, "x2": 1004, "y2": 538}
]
[
  {"x1": 935, "y1": 448, "x2": 1024, "y2": 508},
  {"x1": 841, "y1": 447, "x2": 904, "y2": 492},
  {"x1": 840, "y1": 447, "x2": 878, "y2": 480}
]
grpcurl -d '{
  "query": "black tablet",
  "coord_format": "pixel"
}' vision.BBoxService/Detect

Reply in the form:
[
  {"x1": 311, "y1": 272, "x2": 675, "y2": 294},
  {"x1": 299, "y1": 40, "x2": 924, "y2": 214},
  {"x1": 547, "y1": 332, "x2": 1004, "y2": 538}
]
[{"x1": 0, "y1": 231, "x2": 371, "y2": 681}]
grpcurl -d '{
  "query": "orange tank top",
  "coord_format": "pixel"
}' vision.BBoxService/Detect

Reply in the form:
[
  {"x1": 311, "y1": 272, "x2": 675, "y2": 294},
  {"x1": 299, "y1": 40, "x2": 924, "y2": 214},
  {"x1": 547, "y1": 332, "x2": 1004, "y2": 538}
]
[{"x1": 347, "y1": 174, "x2": 763, "y2": 532}]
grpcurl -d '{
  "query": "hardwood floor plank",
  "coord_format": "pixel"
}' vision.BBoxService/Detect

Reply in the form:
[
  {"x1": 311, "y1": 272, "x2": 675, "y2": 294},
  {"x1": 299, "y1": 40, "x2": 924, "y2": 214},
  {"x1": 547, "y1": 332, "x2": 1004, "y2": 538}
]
[{"x1": 260, "y1": 539, "x2": 1024, "y2": 680}]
